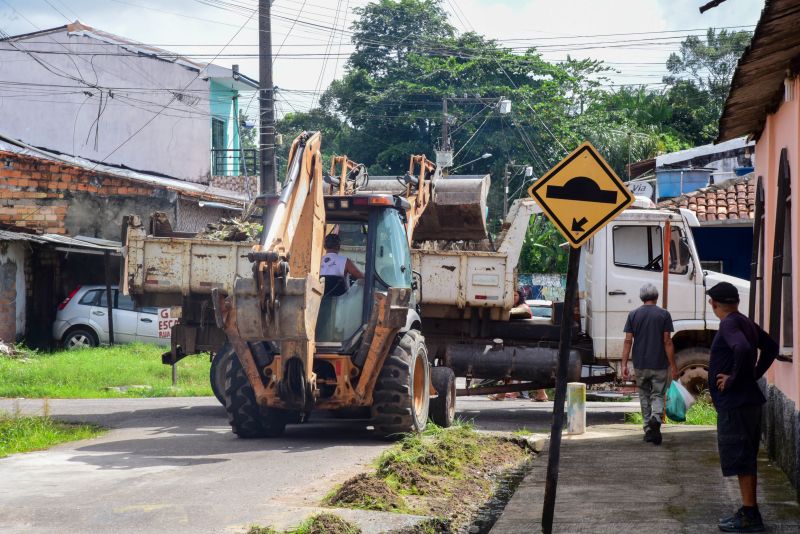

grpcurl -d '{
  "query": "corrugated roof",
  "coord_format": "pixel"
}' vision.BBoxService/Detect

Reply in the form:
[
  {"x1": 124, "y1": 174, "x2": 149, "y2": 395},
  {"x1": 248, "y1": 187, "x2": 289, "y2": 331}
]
[
  {"x1": 658, "y1": 174, "x2": 755, "y2": 224},
  {"x1": 717, "y1": 0, "x2": 800, "y2": 142},
  {"x1": 0, "y1": 229, "x2": 120, "y2": 252}
]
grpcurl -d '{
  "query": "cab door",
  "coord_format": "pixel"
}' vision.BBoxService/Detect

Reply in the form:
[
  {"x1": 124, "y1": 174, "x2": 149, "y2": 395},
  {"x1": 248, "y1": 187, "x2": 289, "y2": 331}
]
[{"x1": 605, "y1": 222, "x2": 695, "y2": 357}]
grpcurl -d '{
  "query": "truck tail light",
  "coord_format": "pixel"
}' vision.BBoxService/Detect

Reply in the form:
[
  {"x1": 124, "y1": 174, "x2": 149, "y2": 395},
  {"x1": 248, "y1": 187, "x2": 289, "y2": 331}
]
[{"x1": 58, "y1": 286, "x2": 81, "y2": 310}]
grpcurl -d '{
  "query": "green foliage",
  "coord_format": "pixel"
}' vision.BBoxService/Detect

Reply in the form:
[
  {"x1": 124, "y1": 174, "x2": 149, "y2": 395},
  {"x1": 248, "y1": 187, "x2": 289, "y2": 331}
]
[
  {"x1": 519, "y1": 215, "x2": 568, "y2": 273},
  {"x1": 0, "y1": 411, "x2": 105, "y2": 458},
  {"x1": 276, "y1": 0, "x2": 751, "y2": 225},
  {"x1": 625, "y1": 394, "x2": 717, "y2": 426},
  {"x1": 663, "y1": 28, "x2": 752, "y2": 143},
  {"x1": 239, "y1": 109, "x2": 257, "y2": 151},
  {"x1": 244, "y1": 514, "x2": 361, "y2": 534},
  {"x1": 0, "y1": 344, "x2": 213, "y2": 398}
]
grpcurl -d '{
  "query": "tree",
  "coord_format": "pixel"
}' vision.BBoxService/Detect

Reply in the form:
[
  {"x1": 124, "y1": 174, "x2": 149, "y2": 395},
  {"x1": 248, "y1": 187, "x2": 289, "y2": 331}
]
[
  {"x1": 519, "y1": 215, "x2": 568, "y2": 273},
  {"x1": 663, "y1": 28, "x2": 751, "y2": 142}
]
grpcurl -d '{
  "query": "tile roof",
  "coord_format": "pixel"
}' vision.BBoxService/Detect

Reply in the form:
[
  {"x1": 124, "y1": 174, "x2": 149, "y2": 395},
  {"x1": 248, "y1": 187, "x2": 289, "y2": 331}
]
[{"x1": 657, "y1": 173, "x2": 755, "y2": 223}]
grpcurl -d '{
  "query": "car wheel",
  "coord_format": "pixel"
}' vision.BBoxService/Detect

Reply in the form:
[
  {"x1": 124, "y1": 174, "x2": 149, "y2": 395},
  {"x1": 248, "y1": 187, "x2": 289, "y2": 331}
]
[{"x1": 63, "y1": 328, "x2": 98, "y2": 349}]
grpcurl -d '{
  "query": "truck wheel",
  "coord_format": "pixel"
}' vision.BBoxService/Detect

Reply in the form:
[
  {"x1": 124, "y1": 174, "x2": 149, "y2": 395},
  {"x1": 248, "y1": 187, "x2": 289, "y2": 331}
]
[
  {"x1": 371, "y1": 329, "x2": 430, "y2": 437},
  {"x1": 224, "y1": 347, "x2": 286, "y2": 438},
  {"x1": 675, "y1": 347, "x2": 710, "y2": 396},
  {"x1": 210, "y1": 345, "x2": 233, "y2": 406},
  {"x1": 429, "y1": 367, "x2": 456, "y2": 428}
]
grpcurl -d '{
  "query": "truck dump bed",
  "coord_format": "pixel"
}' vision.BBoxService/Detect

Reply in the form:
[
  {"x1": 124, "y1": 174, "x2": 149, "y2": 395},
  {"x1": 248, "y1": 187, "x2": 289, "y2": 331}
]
[{"x1": 124, "y1": 218, "x2": 255, "y2": 302}]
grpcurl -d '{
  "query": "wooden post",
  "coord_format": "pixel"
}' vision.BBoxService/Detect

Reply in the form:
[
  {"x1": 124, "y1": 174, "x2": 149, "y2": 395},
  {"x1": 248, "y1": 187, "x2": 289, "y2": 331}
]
[
  {"x1": 541, "y1": 245, "x2": 581, "y2": 534},
  {"x1": 104, "y1": 251, "x2": 115, "y2": 345},
  {"x1": 662, "y1": 222, "x2": 671, "y2": 310}
]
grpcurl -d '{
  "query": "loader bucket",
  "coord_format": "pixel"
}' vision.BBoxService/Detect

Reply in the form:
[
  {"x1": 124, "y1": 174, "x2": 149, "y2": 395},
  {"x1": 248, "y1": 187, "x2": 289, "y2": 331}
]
[{"x1": 363, "y1": 174, "x2": 490, "y2": 241}]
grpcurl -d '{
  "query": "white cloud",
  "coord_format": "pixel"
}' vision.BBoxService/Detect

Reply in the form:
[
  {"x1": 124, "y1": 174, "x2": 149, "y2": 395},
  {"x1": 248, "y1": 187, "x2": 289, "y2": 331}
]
[{"x1": 1, "y1": 0, "x2": 763, "y2": 115}]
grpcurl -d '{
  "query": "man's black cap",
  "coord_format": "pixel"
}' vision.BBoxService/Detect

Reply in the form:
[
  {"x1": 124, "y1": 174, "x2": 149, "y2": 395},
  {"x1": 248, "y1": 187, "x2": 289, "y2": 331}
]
[{"x1": 706, "y1": 282, "x2": 740, "y2": 304}]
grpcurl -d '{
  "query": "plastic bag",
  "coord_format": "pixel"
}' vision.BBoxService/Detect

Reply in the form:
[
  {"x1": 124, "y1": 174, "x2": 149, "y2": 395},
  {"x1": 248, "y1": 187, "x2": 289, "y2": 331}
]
[
  {"x1": 666, "y1": 381, "x2": 688, "y2": 422},
  {"x1": 672, "y1": 380, "x2": 696, "y2": 410}
]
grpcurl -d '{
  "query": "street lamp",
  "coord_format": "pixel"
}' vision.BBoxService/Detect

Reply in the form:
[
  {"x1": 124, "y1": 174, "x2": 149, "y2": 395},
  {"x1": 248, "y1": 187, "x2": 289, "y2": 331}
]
[{"x1": 450, "y1": 153, "x2": 492, "y2": 173}]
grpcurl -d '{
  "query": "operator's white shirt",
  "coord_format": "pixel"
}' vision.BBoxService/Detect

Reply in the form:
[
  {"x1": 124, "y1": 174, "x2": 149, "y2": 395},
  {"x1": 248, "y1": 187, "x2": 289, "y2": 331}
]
[{"x1": 320, "y1": 252, "x2": 347, "y2": 277}]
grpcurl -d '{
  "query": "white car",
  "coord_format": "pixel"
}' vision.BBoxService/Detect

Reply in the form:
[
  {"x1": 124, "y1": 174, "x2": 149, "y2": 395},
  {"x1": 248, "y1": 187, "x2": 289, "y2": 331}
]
[{"x1": 52, "y1": 285, "x2": 171, "y2": 349}]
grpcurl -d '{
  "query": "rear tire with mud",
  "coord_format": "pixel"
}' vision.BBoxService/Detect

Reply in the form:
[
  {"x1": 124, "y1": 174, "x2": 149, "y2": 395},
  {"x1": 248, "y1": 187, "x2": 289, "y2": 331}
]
[
  {"x1": 210, "y1": 345, "x2": 233, "y2": 406},
  {"x1": 224, "y1": 345, "x2": 287, "y2": 438},
  {"x1": 675, "y1": 347, "x2": 710, "y2": 396},
  {"x1": 429, "y1": 366, "x2": 456, "y2": 428},
  {"x1": 371, "y1": 329, "x2": 430, "y2": 437}
]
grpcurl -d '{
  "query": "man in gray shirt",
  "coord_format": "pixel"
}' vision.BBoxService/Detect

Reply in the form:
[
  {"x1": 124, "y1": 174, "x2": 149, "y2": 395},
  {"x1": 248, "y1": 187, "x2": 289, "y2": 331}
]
[{"x1": 621, "y1": 283, "x2": 679, "y2": 445}]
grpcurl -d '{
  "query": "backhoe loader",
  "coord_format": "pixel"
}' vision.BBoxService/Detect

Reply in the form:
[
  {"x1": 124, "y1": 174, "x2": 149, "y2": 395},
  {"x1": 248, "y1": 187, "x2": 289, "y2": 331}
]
[{"x1": 209, "y1": 131, "x2": 460, "y2": 437}]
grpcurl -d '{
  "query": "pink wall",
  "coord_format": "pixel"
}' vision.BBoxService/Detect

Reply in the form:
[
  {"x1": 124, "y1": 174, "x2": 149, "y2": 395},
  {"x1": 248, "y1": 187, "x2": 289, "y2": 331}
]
[{"x1": 754, "y1": 76, "x2": 800, "y2": 404}]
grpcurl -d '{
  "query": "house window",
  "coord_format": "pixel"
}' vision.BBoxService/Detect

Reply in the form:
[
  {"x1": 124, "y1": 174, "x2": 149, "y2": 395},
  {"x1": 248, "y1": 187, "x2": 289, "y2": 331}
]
[
  {"x1": 612, "y1": 225, "x2": 662, "y2": 271},
  {"x1": 769, "y1": 149, "x2": 793, "y2": 361},
  {"x1": 781, "y1": 191, "x2": 792, "y2": 349},
  {"x1": 211, "y1": 118, "x2": 226, "y2": 175},
  {"x1": 750, "y1": 177, "x2": 765, "y2": 323}
]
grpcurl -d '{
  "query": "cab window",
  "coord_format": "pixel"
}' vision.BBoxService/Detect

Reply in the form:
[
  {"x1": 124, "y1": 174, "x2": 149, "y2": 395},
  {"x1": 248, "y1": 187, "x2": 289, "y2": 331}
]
[
  {"x1": 373, "y1": 209, "x2": 411, "y2": 288},
  {"x1": 613, "y1": 225, "x2": 663, "y2": 271}
]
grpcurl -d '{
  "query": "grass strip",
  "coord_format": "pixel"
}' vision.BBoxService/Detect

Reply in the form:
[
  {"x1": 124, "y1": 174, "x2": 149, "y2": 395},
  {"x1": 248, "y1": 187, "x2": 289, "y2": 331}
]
[
  {"x1": 0, "y1": 344, "x2": 213, "y2": 398},
  {"x1": 245, "y1": 513, "x2": 361, "y2": 534},
  {"x1": 0, "y1": 411, "x2": 105, "y2": 457},
  {"x1": 625, "y1": 393, "x2": 718, "y2": 425},
  {"x1": 325, "y1": 422, "x2": 531, "y2": 532}
]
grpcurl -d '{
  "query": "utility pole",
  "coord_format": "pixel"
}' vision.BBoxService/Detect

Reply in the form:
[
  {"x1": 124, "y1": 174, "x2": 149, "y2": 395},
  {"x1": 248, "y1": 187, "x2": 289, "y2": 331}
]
[
  {"x1": 503, "y1": 163, "x2": 510, "y2": 219},
  {"x1": 441, "y1": 98, "x2": 449, "y2": 152},
  {"x1": 259, "y1": 0, "x2": 276, "y2": 225}
]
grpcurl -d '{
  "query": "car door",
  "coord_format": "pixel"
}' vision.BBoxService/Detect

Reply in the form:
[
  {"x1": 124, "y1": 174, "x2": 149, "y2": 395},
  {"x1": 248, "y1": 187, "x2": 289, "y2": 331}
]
[
  {"x1": 92, "y1": 290, "x2": 137, "y2": 343},
  {"x1": 135, "y1": 306, "x2": 164, "y2": 345}
]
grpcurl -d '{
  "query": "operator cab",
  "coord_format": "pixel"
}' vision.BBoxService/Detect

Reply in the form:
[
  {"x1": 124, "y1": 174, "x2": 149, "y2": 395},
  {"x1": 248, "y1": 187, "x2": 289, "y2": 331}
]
[{"x1": 315, "y1": 194, "x2": 412, "y2": 353}]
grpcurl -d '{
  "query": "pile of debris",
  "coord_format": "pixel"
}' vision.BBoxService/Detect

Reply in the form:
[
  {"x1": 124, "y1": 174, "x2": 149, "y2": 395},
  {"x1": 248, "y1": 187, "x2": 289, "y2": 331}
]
[{"x1": 198, "y1": 218, "x2": 262, "y2": 242}]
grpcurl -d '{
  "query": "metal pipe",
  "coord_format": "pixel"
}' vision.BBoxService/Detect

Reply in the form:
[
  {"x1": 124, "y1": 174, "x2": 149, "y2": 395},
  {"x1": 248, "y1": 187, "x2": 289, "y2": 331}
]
[{"x1": 104, "y1": 250, "x2": 115, "y2": 345}]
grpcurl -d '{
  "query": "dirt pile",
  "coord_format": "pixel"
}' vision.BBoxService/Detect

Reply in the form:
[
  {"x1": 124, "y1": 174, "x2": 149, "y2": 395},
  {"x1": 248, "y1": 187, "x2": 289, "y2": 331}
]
[
  {"x1": 325, "y1": 424, "x2": 532, "y2": 533},
  {"x1": 199, "y1": 218, "x2": 261, "y2": 241}
]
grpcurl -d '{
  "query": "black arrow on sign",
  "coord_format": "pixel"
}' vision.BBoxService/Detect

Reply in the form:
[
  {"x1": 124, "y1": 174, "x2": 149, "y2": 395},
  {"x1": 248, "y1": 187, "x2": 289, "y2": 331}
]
[{"x1": 571, "y1": 217, "x2": 588, "y2": 232}]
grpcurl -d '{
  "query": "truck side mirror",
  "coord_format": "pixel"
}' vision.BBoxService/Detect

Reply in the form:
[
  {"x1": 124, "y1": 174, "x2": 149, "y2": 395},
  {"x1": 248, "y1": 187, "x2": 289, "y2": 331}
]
[{"x1": 411, "y1": 270, "x2": 422, "y2": 301}]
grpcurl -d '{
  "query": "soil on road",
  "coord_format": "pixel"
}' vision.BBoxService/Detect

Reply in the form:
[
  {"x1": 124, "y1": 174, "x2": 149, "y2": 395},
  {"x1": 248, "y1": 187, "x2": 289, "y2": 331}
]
[{"x1": 0, "y1": 396, "x2": 635, "y2": 533}]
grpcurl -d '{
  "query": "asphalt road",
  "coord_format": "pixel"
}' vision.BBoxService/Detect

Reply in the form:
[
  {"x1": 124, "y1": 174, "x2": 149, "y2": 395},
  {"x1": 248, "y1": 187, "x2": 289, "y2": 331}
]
[{"x1": 0, "y1": 396, "x2": 637, "y2": 534}]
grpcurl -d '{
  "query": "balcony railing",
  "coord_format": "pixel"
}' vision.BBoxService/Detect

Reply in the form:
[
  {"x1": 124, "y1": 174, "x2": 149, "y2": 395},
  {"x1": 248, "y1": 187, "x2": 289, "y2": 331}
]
[{"x1": 211, "y1": 148, "x2": 259, "y2": 176}]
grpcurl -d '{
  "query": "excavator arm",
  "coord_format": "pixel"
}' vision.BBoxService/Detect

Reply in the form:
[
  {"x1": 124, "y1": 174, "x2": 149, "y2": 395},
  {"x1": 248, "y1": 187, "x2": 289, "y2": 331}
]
[{"x1": 214, "y1": 132, "x2": 326, "y2": 410}]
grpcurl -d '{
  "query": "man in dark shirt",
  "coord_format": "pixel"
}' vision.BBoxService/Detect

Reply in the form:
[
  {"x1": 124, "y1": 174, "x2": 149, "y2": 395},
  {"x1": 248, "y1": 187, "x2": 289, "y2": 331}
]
[
  {"x1": 621, "y1": 283, "x2": 678, "y2": 445},
  {"x1": 706, "y1": 282, "x2": 777, "y2": 533}
]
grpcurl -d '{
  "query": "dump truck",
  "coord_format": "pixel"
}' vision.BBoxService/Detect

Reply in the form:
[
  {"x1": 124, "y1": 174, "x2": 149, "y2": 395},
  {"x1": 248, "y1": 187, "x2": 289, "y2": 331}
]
[
  {"x1": 406, "y1": 197, "x2": 748, "y2": 398},
  {"x1": 124, "y1": 135, "x2": 745, "y2": 437}
]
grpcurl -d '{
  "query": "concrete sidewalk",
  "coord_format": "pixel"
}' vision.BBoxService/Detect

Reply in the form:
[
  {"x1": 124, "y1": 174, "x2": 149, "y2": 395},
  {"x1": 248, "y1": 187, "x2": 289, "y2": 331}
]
[{"x1": 491, "y1": 424, "x2": 800, "y2": 533}]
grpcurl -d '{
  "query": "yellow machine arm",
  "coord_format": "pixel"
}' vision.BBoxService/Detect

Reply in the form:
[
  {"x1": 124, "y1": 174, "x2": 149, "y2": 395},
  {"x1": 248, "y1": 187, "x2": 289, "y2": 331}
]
[{"x1": 215, "y1": 132, "x2": 326, "y2": 410}]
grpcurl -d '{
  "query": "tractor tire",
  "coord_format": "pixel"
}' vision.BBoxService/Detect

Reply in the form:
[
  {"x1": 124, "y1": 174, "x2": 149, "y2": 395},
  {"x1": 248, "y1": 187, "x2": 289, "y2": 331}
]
[
  {"x1": 429, "y1": 366, "x2": 456, "y2": 428},
  {"x1": 371, "y1": 329, "x2": 430, "y2": 437},
  {"x1": 224, "y1": 346, "x2": 286, "y2": 438},
  {"x1": 210, "y1": 345, "x2": 233, "y2": 406},
  {"x1": 675, "y1": 347, "x2": 711, "y2": 396}
]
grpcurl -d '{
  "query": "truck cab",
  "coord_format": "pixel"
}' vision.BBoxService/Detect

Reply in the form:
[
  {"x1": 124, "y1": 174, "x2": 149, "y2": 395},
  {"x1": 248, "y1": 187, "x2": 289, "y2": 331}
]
[{"x1": 584, "y1": 204, "x2": 749, "y2": 392}]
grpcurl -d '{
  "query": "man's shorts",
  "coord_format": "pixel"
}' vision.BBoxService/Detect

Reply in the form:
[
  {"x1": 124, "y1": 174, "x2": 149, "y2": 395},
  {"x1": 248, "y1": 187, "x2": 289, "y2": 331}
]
[{"x1": 717, "y1": 404, "x2": 762, "y2": 477}]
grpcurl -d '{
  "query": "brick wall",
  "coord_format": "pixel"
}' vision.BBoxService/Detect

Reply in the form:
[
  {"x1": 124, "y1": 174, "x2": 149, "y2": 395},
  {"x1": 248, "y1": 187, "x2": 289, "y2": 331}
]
[
  {"x1": 0, "y1": 151, "x2": 154, "y2": 235},
  {"x1": 210, "y1": 175, "x2": 258, "y2": 198}
]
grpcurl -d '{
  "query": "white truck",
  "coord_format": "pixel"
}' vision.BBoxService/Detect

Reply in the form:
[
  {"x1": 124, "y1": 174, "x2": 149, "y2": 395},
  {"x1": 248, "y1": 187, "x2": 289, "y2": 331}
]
[
  {"x1": 413, "y1": 197, "x2": 749, "y2": 396},
  {"x1": 124, "y1": 197, "x2": 747, "y2": 400}
]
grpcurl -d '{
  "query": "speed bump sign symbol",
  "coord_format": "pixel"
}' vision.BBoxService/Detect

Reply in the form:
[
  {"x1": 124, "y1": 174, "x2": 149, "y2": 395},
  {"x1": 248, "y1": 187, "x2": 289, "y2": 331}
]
[{"x1": 528, "y1": 142, "x2": 634, "y2": 248}]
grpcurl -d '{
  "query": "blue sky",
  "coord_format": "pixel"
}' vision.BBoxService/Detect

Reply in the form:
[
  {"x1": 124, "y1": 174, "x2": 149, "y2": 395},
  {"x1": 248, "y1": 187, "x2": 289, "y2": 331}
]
[{"x1": 0, "y1": 0, "x2": 764, "y2": 115}]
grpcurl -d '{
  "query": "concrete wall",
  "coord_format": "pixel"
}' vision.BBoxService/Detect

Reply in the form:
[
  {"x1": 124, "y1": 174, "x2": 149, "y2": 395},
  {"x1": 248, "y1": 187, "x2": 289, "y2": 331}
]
[
  {"x1": 0, "y1": 28, "x2": 212, "y2": 182},
  {"x1": 0, "y1": 242, "x2": 26, "y2": 342},
  {"x1": 763, "y1": 385, "x2": 800, "y2": 501},
  {"x1": 754, "y1": 74, "x2": 800, "y2": 495}
]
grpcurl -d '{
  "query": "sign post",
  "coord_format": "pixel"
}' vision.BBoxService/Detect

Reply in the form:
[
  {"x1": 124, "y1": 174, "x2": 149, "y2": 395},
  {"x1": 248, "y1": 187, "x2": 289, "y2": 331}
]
[{"x1": 528, "y1": 142, "x2": 633, "y2": 534}]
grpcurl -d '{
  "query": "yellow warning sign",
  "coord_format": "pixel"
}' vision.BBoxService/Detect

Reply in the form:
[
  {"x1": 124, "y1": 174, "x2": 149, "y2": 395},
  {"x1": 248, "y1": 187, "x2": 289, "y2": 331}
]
[{"x1": 528, "y1": 142, "x2": 633, "y2": 248}]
